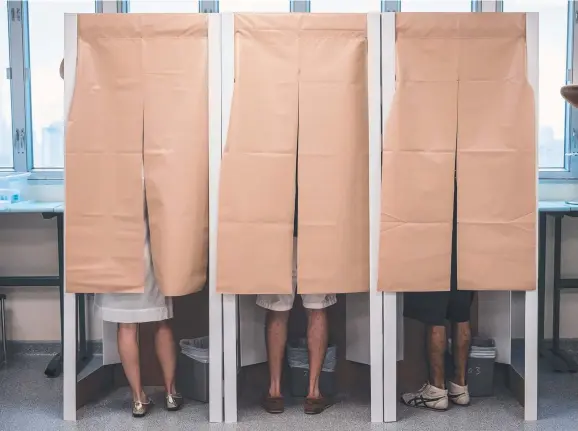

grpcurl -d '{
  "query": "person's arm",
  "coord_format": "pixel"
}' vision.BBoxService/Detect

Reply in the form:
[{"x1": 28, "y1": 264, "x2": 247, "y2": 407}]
[{"x1": 59, "y1": 59, "x2": 64, "y2": 80}]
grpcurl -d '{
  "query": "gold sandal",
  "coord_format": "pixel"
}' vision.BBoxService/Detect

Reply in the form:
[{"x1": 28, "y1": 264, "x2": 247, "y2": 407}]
[
  {"x1": 165, "y1": 393, "x2": 183, "y2": 411},
  {"x1": 132, "y1": 398, "x2": 153, "y2": 418}
]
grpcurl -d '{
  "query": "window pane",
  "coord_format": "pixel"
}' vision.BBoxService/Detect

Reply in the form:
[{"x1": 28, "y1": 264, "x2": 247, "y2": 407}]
[
  {"x1": 28, "y1": 1, "x2": 95, "y2": 169},
  {"x1": 505, "y1": 1, "x2": 568, "y2": 169},
  {"x1": 130, "y1": 0, "x2": 199, "y2": 13},
  {"x1": 0, "y1": 1, "x2": 12, "y2": 168},
  {"x1": 219, "y1": 0, "x2": 289, "y2": 12},
  {"x1": 311, "y1": 0, "x2": 381, "y2": 12},
  {"x1": 401, "y1": 0, "x2": 472, "y2": 12}
]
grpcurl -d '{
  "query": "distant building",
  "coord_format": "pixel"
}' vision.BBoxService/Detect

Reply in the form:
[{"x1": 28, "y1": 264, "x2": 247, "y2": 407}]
[{"x1": 40, "y1": 121, "x2": 64, "y2": 168}]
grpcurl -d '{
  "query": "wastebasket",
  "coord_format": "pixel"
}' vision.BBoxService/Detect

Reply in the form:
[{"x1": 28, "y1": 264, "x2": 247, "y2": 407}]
[
  {"x1": 448, "y1": 337, "x2": 497, "y2": 397},
  {"x1": 176, "y1": 336, "x2": 209, "y2": 403},
  {"x1": 287, "y1": 338, "x2": 337, "y2": 398}
]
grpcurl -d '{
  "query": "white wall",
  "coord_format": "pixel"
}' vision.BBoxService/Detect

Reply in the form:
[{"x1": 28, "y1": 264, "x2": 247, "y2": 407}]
[{"x1": 0, "y1": 185, "x2": 101, "y2": 342}]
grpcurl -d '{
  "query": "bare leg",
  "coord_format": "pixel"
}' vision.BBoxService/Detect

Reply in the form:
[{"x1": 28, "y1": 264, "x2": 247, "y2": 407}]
[
  {"x1": 155, "y1": 320, "x2": 178, "y2": 394},
  {"x1": 306, "y1": 309, "x2": 329, "y2": 399},
  {"x1": 427, "y1": 325, "x2": 447, "y2": 389},
  {"x1": 118, "y1": 323, "x2": 146, "y2": 402},
  {"x1": 452, "y1": 321, "x2": 471, "y2": 386},
  {"x1": 266, "y1": 310, "x2": 290, "y2": 398}
]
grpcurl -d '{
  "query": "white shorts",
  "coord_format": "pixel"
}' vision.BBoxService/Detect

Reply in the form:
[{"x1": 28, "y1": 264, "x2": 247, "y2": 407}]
[{"x1": 256, "y1": 239, "x2": 337, "y2": 312}]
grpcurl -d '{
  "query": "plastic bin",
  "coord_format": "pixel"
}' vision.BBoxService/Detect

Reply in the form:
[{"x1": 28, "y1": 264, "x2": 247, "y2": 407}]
[
  {"x1": 287, "y1": 338, "x2": 337, "y2": 398},
  {"x1": 448, "y1": 337, "x2": 497, "y2": 397},
  {"x1": 0, "y1": 172, "x2": 30, "y2": 203},
  {"x1": 176, "y1": 337, "x2": 209, "y2": 403}
]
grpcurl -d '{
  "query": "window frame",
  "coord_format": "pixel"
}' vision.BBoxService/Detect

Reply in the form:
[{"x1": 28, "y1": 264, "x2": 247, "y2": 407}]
[
  {"x1": 2, "y1": 0, "x2": 570, "y2": 180},
  {"x1": 496, "y1": 0, "x2": 575, "y2": 179}
]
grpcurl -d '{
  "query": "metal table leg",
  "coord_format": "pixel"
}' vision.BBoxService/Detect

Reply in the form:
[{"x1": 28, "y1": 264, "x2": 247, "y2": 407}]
[
  {"x1": 45, "y1": 213, "x2": 64, "y2": 377},
  {"x1": 43, "y1": 213, "x2": 90, "y2": 378},
  {"x1": 545, "y1": 215, "x2": 578, "y2": 372}
]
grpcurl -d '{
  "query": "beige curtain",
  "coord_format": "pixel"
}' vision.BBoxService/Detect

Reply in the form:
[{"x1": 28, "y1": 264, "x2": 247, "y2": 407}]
[
  {"x1": 217, "y1": 14, "x2": 369, "y2": 295},
  {"x1": 379, "y1": 13, "x2": 536, "y2": 292},
  {"x1": 66, "y1": 14, "x2": 209, "y2": 296}
]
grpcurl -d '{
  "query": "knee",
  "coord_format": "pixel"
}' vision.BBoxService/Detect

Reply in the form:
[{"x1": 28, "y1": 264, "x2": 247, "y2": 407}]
[
  {"x1": 267, "y1": 310, "x2": 290, "y2": 325},
  {"x1": 156, "y1": 320, "x2": 172, "y2": 333},
  {"x1": 118, "y1": 323, "x2": 138, "y2": 337},
  {"x1": 306, "y1": 308, "x2": 326, "y2": 319}
]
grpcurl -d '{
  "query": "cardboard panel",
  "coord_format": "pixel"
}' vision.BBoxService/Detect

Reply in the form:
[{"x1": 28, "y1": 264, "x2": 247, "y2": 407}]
[
  {"x1": 379, "y1": 12, "x2": 536, "y2": 292},
  {"x1": 66, "y1": 15, "x2": 145, "y2": 294},
  {"x1": 217, "y1": 14, "x2": 299, "y2": 294},
  {"x1": 457, "y1": 14, "x2": 536, "y2": 291},
  {"x1": 142, "y1": 14, "x2": 209, "y2": 296},
  {"x1": 297, "y1": 14, "x2": 369, "y2": 294},
  {"x1": 66, "y1": 14, "x2": 209, "y2": 295}
]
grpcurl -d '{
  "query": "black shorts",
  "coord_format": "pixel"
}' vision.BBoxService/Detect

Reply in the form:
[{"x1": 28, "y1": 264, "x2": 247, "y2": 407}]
[{"x1": 403, "y1": 178, "x2": 474, "y2": 326}]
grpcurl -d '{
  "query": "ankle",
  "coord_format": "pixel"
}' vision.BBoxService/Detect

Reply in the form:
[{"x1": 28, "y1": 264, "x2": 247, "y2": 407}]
[
  {"x1": 452, "y1": 378, "x2": 467, "y2": 387},
  {"x1": 134, "y1": 391, "x2": 147, "y2": 403},
  {"x1": 307, "y1": 387, "x2": 321, "y2": 399},
  {"x1": 430, "y1": 381, "x2": 446, "y2": 390},
  {"x1": 269, "y1": 384, "x2": 282, "y2": 398}
]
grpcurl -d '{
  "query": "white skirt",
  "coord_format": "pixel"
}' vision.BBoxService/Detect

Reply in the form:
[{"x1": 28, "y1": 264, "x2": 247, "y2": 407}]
[{"x1": 95, "y1": 225, "x2": 173, "y2": 324}]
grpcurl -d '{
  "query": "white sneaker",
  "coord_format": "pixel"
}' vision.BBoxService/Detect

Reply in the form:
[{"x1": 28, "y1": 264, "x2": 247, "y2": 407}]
[
  {"x1": 401, "y1": 383, "x2": 448, "y2": 411},
  {"x1": 448, "y1": 381, "x2": 470, "y2": 406}
]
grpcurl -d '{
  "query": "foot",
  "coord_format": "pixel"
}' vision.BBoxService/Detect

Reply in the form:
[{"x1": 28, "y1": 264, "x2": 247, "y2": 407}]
[
  {"x1": 448, "y1": 381, "x2": 470, "y2": 406},
  {"x1": 262, "y1": 394, "x2": 284, "y2": 414},
  {"x1": 132, "y1": 398, "x2": 152, "y2": 418},
  {"x1": 165, "y1": 393, "x2": 184, "y2": 411},
  {"x1": 401, "y1": 383, "x2": 448, "y2": 411},
  {"x1": 304, "y1": 396, "x2": 333, "y2": 415}
]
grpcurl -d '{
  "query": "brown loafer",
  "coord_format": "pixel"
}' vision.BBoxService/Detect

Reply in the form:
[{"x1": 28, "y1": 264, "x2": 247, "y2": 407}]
[
  {"x1": 304, "y1": 396, "x2": 333, "y2": 415},
  {"x1": 262, "y1": 395, "x2": 284, "y2": 414}
]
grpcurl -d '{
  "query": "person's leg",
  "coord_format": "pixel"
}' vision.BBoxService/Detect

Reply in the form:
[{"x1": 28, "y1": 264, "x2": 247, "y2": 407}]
[
  {"x1": 154, "y1": 320, "x2": 177, "y2": 394},
  {"x1": 427, "y1": 324, "x2": 447, "y2": 389},
  {"x1": 447, "y1": 290, "x2": 474, "y2": 406},
  {"x1": 452, "y1": 320, "x2": 471, "y2": 387},
  {"x1": 117, "y1": 323, "x2": 146, "y2": 402},
  {"x1": 154, "y1": 319, "x2": 183, "y2": 411},
  {"x1": 266, "y1": 309, "x2": 290, "y2": 398},
  {"x1": 256, "y1": 293, "x2": 294, "y2": 413},
  {"x1": 301, "y1": 294, "x2": 336, "y2": 414},
  {"x1": 400, "y1": 292, "x2": 450, "y2": 411},
  {"x1": 306, "y1": 308, "x2": 328, "y2": 399}
]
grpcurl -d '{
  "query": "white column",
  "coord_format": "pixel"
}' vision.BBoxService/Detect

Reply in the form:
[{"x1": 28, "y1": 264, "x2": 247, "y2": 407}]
[
  {"x1": 220, "y1": 12, "x2": 238, "y2": 424},
  {"x1": 381, "y1": 11, "x2": 398, "y2": 424},
  {"x1": 208, "y1": 13, "x2": 224, "y2": 424},
  {"x1": 525, "y1": 11, "x2": 539, "y2": 423},
  {"x1": 367, "y1": 11, "x2": 384, "y2": 424},
  {"x1": 63, "y1": 13, "x2": 78, "y2": 422}
]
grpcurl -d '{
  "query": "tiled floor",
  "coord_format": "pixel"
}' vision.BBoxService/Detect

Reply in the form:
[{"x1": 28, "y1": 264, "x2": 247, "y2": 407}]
[{"x1": 0, "y1": 354, "x2": 577, "y2": 431}]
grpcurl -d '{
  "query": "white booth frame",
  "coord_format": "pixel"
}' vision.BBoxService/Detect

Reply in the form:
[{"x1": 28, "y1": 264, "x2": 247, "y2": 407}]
[
  {"x1": 219, "y1": 12, "x2": 387, "y2": 424},
  {"x1": 379, "y1": 12, "x2": 539, "y2": 423},
  {"x1": 62, "y1": 13, "x2": 226, "y2": 423}
]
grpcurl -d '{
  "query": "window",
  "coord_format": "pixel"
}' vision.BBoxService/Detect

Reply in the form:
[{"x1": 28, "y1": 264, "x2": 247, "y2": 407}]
[
  {"x1": 311, "y1": 0, "x2": 381, "y2": 12},
  {"x1": 26, "y1": 1, "x2": 95, "y2": 170},
  {"x1": 400, "y1": 0, "x2": 472, "y2": 12},
  {"x1": 504, "y1": 0, "x2": 569, "y2": 172},
  {"x1": 218, "y1": 0, "x2": 289, "y2": 12},
  {"x1": 129, "y1": 0, "x2": 199, "y2": 13},
  {"x1": 0, "y1": 2, "x2": 11, "y2": 169}
]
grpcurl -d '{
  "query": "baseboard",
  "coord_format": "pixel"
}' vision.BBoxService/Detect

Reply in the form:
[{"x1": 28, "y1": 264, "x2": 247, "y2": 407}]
[{"x1": 7, "y1": 340, "x2": 103, "y2": 356}]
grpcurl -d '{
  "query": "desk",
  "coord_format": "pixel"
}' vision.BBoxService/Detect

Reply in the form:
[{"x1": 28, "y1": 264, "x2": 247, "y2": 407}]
[
  {"x1": 0, "y1": 201, "x2": 87, "y2": 377},
  {"x1": 538, "y1": 201, "x2": 578, "y2": 373}
]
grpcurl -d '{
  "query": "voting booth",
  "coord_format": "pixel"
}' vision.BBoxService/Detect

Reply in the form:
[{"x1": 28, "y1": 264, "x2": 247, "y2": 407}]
[
  {"x1": 61, "y1": 10, "x2": 539, "y2": 425},
  {"x1": 61, "y1": 12, "x2": 223, "y2": 422}
]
